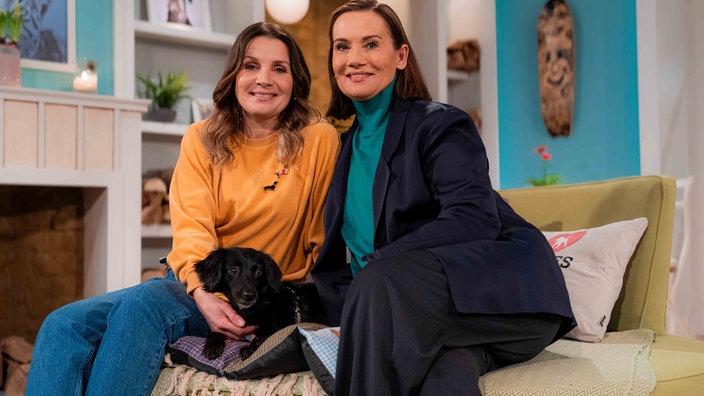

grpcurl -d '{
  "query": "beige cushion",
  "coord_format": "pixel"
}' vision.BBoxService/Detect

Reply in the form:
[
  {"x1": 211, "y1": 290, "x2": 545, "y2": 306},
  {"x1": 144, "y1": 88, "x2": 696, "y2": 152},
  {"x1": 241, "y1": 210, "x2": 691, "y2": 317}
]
[{"x1": 543, "y1": 218, "x2": 648, "y2": 342}]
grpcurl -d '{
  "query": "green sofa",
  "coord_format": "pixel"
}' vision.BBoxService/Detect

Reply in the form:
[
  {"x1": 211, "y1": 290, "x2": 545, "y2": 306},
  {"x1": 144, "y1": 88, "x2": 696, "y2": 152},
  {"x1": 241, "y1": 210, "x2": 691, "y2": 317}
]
[
  {"x1": 501, "y1": 175, "x2": 704, "y2": 395},
  {"x1": 153, "y1": 175, "x2": 704, "y2": 395}
]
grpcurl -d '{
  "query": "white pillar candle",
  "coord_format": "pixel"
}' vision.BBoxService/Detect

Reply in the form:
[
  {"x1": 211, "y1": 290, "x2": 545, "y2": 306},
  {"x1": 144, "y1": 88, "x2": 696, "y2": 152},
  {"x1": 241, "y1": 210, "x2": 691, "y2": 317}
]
[{"x1": 73, "y1": 69, "x2": 97, "y2": 93}]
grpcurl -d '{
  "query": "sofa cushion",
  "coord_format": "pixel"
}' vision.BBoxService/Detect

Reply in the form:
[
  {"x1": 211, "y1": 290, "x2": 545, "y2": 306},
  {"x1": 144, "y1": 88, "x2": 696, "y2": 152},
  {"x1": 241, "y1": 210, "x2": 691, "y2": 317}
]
[
  {"x1": 298, "y1": 326, "x2": 341, "y2": 395},
  {"x1": 649, "y1": 334, "x2": 704, "y2": 395},
  {"x1": 542, "y1": 218, "x2": 648, "y2": 342},
  {"x1": 168, "y1": 336, "x2": 250, "y2": 376}
]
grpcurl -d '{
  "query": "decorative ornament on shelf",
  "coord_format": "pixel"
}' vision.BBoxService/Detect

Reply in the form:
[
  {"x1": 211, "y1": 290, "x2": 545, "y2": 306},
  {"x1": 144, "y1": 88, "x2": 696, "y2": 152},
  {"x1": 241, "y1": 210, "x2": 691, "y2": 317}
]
[
  {"x1": 0, "y1": 3, "x2": 23, "y2": 87},
  {"x1": 447, "y1": 39, "x2": 480, "y2": 74},
  {"x1": 265, "y1": 0, "x2": 310, "y2": 25},
  {"x1": 137, "y1": 71, "x2": 190, "y2": 123},
  {"x1": 526, "y1": 145, "x2": 561, "y2": 187},
  {"x1": 73, "y1": 60, "x2": 98, "y2": 93}
]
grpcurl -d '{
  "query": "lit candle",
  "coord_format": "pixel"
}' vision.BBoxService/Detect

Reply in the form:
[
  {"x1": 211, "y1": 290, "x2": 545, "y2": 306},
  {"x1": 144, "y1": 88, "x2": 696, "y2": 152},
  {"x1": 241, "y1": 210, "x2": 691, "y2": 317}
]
[{"x1": 73, "y1": 62, "x2": 98, "y2": 93}]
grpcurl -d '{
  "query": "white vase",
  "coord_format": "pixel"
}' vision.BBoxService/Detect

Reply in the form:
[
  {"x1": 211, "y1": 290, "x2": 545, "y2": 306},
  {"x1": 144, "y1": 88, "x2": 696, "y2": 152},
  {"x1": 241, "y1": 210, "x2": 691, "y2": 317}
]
[{"x1": 0, "y1": 44, "x2": 21, "y2": 87}]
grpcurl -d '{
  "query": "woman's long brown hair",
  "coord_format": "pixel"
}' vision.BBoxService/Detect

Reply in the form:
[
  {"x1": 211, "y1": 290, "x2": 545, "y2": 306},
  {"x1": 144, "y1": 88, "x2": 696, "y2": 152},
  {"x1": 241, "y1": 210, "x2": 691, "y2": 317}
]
[{"x1": 204, "y1": 22, "x2": 320, "y2": 166}]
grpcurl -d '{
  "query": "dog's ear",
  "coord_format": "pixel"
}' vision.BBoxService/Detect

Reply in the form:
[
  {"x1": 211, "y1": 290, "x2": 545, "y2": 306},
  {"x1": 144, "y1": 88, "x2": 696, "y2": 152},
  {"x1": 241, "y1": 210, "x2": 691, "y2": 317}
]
[
  {"x1": 260, "y1": 253, "x2": 282, "y2": 292},
  {"x1": 195, "y1": 248, "x2": 228, "y2": 292}
]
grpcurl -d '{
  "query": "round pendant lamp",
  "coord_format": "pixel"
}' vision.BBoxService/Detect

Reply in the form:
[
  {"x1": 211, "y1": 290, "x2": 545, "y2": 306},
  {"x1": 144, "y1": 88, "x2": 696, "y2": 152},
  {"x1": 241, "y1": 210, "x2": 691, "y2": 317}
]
[{"x1": 265, "y1": 0, "x2": 310, "y2": 25}]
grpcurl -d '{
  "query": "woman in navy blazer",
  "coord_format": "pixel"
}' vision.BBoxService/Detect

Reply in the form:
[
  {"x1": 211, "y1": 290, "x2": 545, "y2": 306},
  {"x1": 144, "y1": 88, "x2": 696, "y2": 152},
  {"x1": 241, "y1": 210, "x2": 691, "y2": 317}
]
[{"x1": 311, "y1": 1, "x2": 576, "y2": 395}]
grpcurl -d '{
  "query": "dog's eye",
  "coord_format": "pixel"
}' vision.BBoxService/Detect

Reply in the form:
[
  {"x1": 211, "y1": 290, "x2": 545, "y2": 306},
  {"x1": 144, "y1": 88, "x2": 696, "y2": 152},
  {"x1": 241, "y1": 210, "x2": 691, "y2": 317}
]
[
  {"x1": 254, "y1": 269, "x2": 263, "y2": 278},
  {"x1": 228, "y1": 267, "x2": 240, "y2": 276}
]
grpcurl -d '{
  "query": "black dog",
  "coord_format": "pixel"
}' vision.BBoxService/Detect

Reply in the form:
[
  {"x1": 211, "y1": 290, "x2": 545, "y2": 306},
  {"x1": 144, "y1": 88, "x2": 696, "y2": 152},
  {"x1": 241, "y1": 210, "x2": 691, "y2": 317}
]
[{"x1": 194, "y1": 247, "x2": 325, "y2": 360}]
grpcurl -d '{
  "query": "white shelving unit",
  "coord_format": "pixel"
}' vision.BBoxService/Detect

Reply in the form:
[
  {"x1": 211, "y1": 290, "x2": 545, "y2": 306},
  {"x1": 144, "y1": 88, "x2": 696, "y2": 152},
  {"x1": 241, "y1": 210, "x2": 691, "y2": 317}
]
[
  {"x1": 141, "y1": 121, "x2": 188, "y2": 138},
  {"x1": 400, "y1": 0, "x2": 498, "y2": 187},
  {"x1": 142, "y1": 223, "x2": 174, "y2": 238},
  {"x1": 133, "y1": 20, "x2": 234, "y2": 49},
  {"x1": 140, "y1": 122, "x2": 186, "y2": 242},
  {"x1": 114, "y1": 0, "x2": 264, "y2": 271}
]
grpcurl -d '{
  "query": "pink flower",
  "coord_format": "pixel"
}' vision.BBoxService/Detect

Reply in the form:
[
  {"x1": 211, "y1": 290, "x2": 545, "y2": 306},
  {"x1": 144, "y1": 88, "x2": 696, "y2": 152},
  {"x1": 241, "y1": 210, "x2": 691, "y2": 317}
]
[{"x1": 526, "y1": 145, "x2": 561, "y2": 186}]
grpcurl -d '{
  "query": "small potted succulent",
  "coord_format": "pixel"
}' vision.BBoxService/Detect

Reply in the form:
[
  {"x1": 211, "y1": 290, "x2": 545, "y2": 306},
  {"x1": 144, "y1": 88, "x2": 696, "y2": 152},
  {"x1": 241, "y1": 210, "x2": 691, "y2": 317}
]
[
  {"x1": 137, "y1": 71, "x2": 190, "y2": 123},
  {"x1": 0, "y1": 3, "x2": 23, "y2": 86}
]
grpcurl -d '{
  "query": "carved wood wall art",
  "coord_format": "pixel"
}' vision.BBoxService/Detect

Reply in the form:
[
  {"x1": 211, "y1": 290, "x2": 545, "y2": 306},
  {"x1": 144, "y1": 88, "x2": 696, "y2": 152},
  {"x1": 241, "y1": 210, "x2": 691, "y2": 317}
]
[{"x1": 537, "y1": 0, "x2": 575, "y2": 137}]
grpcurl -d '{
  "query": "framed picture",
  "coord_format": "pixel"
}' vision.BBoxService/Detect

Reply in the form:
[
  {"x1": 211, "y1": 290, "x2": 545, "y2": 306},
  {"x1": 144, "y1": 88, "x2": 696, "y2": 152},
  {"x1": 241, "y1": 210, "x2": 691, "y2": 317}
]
[
  {"x1": 18, "y1": 0, "x2": 77, "y2": 73},
  {"x1": 147, "y1": 0, "x2": 212, "y2": 32},
  {"x1": 192, "y1": 97, "x2": 215, "y2": 122}
]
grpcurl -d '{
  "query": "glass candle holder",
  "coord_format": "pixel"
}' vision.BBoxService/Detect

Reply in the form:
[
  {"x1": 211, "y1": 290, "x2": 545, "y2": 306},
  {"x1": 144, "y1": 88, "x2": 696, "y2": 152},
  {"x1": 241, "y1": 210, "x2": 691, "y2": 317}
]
[{"x1": 73, "y1": 61, "x2": 98, "y2": 93}]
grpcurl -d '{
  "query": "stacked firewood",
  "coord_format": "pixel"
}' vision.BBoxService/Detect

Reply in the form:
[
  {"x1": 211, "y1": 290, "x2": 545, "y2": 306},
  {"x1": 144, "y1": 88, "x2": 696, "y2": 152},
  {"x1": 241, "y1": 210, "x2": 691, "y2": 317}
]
[
  {"x1": 142, "y1": 168, "x2": 174, "y2": 225},
  {"x1": 1, "y1": 336, "x2": 33, "y2": 396}
]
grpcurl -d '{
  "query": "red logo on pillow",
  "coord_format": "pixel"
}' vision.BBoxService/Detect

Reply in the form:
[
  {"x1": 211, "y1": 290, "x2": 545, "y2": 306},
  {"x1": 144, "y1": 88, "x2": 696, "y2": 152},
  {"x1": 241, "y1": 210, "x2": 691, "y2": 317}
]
[{"x1": 548, "y1": 231, "x2": 587, "y2": 252}]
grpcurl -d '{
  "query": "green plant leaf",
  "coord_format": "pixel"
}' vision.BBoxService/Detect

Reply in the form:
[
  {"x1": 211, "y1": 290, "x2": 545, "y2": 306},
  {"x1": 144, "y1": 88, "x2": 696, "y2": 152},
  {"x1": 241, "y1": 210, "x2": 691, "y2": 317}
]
[
  {"x1": 8, "y1": 3, "x2": 22, "y2": 44},
  {"x1": 136, "y1": 71, "x2": 191, "y2": 110},
  {"x1": 526, "y1": 174, "x2": 561, "y2": 187},
  {"x1": 545, "y1": 174, "x2": 562, "y2": 185},
  {"x1": 0, "y1": 11, "x2": 8, "y2": 41}
]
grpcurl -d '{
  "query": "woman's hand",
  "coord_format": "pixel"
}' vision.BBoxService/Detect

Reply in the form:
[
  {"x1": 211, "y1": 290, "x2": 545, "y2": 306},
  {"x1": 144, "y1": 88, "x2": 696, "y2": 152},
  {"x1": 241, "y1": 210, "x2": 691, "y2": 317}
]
[{"x1": 193, "y1": 287, "x2": 258, "y2": 340}]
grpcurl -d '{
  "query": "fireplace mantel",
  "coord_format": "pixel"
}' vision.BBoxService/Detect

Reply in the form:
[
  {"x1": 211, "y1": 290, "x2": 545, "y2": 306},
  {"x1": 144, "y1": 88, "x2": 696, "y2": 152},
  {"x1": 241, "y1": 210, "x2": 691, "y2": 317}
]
[{"x1": 1, "y1": 86, "x2": 149, "y2": 296}]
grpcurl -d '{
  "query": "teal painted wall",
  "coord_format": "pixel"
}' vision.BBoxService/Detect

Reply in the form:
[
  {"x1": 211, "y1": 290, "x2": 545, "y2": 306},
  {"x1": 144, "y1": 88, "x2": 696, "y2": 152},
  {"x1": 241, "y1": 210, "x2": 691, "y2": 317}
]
[
  {"x1": 20, "y1": 0, "x2": 113, "y2": 95},
  {"x1": 496, "y1": 0, "x2": 640, "y2": 188}
]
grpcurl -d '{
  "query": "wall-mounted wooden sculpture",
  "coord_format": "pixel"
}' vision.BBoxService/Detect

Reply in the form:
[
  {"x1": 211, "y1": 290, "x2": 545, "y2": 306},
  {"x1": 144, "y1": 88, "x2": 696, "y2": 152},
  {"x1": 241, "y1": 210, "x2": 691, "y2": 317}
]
[{"x1": 537, "y1": 0, "x2": 575, "y2": 137}]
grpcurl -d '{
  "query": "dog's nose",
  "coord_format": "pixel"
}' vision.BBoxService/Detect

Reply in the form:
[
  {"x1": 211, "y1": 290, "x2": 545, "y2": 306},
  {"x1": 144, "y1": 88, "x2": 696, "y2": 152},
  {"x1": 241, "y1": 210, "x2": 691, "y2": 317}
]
[{"x1": 242, "y1": 291, "x2": 256, "y2": 301}]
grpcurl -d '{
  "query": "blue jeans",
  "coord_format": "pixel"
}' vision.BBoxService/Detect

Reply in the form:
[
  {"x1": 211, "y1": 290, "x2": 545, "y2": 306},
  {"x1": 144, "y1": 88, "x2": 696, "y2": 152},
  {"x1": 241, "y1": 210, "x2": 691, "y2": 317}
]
[{"x1": 26, "y1": 270, "x2": 209, "y2": 395}]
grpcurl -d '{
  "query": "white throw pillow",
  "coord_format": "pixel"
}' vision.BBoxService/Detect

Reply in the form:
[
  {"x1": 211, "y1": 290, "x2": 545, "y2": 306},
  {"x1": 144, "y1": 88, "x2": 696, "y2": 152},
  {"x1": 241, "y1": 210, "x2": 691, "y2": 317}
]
[{"x1": 543, "y1": 218, "x2": 648, "y2": 342}]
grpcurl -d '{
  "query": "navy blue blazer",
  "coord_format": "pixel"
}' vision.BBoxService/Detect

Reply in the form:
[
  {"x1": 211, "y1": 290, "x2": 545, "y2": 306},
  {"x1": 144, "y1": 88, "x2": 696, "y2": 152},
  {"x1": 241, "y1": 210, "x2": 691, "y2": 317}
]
[{"x1": 312, "y1": 97, "x2": 575, "y2": 338}]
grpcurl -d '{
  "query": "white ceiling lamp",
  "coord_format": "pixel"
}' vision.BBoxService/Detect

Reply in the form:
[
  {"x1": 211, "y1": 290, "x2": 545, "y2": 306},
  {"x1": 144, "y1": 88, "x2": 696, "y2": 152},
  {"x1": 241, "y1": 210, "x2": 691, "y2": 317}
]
[{"x1": 265, "y1": 0, "x2": 310, "y2": 25}]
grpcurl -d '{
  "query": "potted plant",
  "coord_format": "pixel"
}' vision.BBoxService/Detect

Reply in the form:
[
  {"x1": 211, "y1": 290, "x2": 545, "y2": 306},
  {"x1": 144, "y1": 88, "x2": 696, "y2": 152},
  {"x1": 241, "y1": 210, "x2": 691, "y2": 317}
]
[
  {"x1": 0, "y1": 3, "x2": 23, "y2": 86},
  {"x1": 526, "y1": 145, "x2": 562, "y2": 186},
  {"x1": 137, "y1": 71, "x2": 190, "y2": 122}
]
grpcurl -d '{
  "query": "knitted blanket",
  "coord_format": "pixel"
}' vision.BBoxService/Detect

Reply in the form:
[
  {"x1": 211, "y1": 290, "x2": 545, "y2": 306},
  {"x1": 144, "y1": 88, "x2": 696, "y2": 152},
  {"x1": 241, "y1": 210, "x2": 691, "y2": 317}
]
[
  {"x1": 151, "y1": 354, "x2": 326, "y2": 396},
  {"x1": 151, "y1": 329, "x2": 656, "y2": 396},
  {"x1": 479, "y1": 329, "x2": 657, "y2": 396}
]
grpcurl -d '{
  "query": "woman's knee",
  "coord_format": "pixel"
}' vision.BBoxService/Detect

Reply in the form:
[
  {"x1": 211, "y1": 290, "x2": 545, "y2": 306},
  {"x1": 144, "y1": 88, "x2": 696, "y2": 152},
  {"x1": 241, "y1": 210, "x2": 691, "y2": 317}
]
[
  {"x1": 348, "y1": 257, "x2": 396, "y2": 300},
  {"x1": 37, "y1": 306, "x2": 72, "y2": 336},
  {"x1": 34, "y1": 301, "x2": 107, "y2": 350},
  {"x1": 350, "y1": 250, "x2": 439, "y2": 298}
]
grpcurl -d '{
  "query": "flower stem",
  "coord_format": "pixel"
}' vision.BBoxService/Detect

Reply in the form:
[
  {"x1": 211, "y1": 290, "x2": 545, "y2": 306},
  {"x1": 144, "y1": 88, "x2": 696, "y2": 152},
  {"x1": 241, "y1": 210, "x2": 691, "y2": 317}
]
[{"x1": 542, "y1": 160, "x2": 547, "y2": 184}]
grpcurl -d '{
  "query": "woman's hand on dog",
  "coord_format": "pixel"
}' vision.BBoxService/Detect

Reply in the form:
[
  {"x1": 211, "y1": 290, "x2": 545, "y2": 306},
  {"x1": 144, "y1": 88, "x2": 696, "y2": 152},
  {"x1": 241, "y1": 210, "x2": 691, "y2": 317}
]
[{"x1": 193, "y1": 287, "x2": 258, "y2": 340}]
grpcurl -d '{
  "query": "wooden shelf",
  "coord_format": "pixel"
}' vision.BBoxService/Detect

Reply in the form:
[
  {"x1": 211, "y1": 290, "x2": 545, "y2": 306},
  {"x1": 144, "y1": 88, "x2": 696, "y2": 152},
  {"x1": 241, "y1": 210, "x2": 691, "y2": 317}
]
[
  {"x1": 447, "y1": 69, "x2": 473, "y2": 82},
  {"x1": 134, "y1": 20, "x2": 233, "y2": 50},
  {"x1": 142, "y1": 121, "x2": 188, "y2": 137},
  {"x1": 142, "y1": 223, "x2": 173, "y2": 238}
]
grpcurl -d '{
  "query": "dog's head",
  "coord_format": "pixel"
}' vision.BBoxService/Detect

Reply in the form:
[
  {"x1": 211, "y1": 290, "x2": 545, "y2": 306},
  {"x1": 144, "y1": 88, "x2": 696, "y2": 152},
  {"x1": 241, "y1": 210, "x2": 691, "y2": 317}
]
[{"x1": 194, "y1": 247, "x2": 283, "y2": 310}]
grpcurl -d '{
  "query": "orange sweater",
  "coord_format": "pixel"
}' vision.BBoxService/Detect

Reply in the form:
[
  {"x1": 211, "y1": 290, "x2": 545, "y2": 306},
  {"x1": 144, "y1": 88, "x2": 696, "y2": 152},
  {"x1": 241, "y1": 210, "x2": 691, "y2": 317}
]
[{"x1": 167, "y1": 121, "x2": 340, "y2": 293}]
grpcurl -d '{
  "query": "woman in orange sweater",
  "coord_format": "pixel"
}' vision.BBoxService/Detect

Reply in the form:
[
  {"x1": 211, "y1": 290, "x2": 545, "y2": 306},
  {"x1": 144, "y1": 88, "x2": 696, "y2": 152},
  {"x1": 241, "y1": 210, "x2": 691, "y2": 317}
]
[{"x1": 27, "y1": 22, "x2": 340, "y2": 395}]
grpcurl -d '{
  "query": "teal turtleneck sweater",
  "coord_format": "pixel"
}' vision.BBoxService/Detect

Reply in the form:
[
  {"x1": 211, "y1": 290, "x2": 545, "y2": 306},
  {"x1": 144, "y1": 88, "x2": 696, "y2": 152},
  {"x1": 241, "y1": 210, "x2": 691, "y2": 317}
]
[{"x1": 342, "y1": 78, "x2": 396, "y2": 276}]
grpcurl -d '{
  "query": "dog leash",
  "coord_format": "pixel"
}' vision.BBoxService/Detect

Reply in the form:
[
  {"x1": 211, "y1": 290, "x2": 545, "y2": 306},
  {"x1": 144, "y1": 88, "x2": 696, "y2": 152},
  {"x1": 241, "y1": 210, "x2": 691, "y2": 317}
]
[{"x1": 284, "y1": 285, "x2": 302, "y2": 323}]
